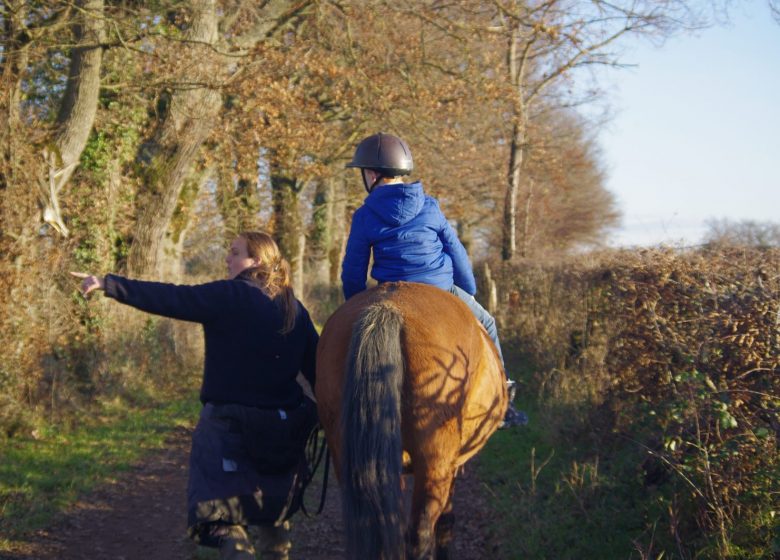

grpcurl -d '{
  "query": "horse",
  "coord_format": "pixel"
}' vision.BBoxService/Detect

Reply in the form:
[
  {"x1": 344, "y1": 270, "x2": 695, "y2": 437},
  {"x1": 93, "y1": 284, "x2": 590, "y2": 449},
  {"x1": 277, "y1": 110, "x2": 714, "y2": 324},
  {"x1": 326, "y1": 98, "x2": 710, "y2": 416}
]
[{"x1": 315, "y1": 282, "x2": 508, "y2": 560}]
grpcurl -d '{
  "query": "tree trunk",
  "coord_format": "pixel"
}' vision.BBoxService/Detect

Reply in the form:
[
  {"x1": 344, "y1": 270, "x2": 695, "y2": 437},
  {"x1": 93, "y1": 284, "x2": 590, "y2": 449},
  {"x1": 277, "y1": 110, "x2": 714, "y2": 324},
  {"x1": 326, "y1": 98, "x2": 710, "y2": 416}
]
[
  {"x1": 501, "y1": 18, "x2": 534, "y2": 262},
  {"x1": 501, "y1": 23, "x2": 527, "y2": 262},
  {"x1": 308, "y1": 178, "x2": 336, "y2": 287},
  {"x1": 329, "y1": 178, "x2": 348, "y2": 288},
  {"x1": 0, "y1": 2, "x2": 27, "y2": 195},
  {"x1": 481, "y1": 262, "x2": 498, "y2": 316},
  {"x1": 216, "y1": 161, "x2": 262, "y2": 241},
  {"x1": 457, "y1": 219, "x2": 473, "y2": 256},
  {"x1": 41, "y1": 0, "x2": 105, "y2": 237},
  {"x1": 1, "y1": 1, "x2": 32, "y2": 238},
  {"x1": 127, "y1": 0, "x2": 221, "y2": 279},
  {"x1": 127, "y1": 0, "x2": 312, "y2": 279},
  {"x1": 271, "y1": 172, "x2": 304, "y2": 298},
  {"x1": 520, "y1": 178, "x2": 534, "y2": 258},
  {"x1": 502, "y1": 118, "x2": 525, "y2": 261},
  {"x1": 165, "y1": 174, "x2": 210, "y2": 368}
]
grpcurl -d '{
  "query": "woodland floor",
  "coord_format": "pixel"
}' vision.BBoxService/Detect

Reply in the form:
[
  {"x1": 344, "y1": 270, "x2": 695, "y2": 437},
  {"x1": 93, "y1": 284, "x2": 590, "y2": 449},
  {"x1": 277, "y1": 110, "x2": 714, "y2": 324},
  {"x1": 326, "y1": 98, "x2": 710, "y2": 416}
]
[{"x1": 2, "y1": 426, "x2": 503, "y2": 560}]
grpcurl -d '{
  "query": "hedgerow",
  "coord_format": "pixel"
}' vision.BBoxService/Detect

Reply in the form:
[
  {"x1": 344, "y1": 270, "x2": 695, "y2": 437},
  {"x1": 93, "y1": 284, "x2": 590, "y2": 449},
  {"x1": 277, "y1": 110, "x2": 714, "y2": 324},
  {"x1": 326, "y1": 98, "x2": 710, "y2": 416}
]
[{"x1": 490, "y1": 246, "x2": 778, "y2": 558}]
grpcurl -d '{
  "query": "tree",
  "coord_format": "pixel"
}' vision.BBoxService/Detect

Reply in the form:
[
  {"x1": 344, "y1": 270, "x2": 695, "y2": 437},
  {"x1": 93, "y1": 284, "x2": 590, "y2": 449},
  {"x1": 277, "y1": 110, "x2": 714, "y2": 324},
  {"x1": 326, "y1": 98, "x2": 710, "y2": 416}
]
[
  {"x1": 703, "y1": 218, "x2": 780, "y2": 247},
  {"x1": 0, "y1": 0, "x2": 688, "y2": 433},
  {"x1": 126, "y1": 0, "x2": 222, "y2": 278},
  {"x1": 126, "y1": 0, "x2": 317, "y2": 279},
  {"x1": 41, "y1": 0, "x2": 106, "y2": 237},
  {"x1": 1, "y1": 2, "x2": 74, "y2": 240},
  {"x1": 399, "y1": 0, "x2": 724, "y2": 260},
  {"x1": 513, "y1": 108, "x2": 619, "y2": 256},
  {"x1": 491, "y1": 0, "x2": 718, "y2": 260},
  {"x1": 214, "y1": 0, "x2": 476, "y2": 291}
]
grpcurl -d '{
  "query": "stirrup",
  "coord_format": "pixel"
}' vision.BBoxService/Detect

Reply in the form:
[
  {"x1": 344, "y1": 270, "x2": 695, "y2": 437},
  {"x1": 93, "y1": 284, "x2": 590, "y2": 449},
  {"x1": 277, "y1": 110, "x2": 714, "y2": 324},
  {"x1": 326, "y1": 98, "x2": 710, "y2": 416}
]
[{"x1": 506, "y1": 379, "x2": 517, "y2": 403}]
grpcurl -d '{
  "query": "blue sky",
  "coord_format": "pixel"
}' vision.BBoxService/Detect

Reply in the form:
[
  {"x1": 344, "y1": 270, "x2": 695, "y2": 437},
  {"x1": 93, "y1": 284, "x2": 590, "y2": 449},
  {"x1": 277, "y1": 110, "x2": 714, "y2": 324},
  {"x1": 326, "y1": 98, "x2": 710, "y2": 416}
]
[{"x1": 599, "y1": 0, "x2": 780, "y2": 247}]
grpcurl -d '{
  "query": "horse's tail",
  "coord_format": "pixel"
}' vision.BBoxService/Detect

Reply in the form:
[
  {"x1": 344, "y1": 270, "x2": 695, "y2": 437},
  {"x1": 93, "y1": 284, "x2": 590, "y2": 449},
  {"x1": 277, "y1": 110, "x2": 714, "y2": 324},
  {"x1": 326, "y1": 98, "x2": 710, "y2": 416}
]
[{"x1": 340, "y1": 302, "x2": 405, "y2": 560}]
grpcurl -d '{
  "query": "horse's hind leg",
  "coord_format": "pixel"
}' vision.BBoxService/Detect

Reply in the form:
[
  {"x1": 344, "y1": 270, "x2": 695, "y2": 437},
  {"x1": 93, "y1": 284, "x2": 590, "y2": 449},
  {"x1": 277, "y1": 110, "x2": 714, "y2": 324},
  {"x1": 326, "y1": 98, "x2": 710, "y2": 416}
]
[
  {"x1": 408, "y1": 468, "x2": 456, "y2": 560},
  {"x1": 434, "y1": 482, "x2": 456, "y2": 560}
]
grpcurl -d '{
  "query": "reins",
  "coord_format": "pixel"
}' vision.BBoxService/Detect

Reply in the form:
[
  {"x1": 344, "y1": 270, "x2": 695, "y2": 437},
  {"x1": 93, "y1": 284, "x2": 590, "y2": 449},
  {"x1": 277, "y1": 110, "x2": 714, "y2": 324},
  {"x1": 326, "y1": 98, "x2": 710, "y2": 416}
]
[{"x1": 299, "y1": 424, "x2": 330, "y2": 517}]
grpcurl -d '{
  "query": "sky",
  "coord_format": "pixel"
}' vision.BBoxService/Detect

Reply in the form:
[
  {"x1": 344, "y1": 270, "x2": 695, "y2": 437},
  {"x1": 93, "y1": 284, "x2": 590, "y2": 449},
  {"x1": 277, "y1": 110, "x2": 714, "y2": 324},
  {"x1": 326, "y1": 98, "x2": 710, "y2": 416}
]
[{"x1": 598, "y1": 0, "x2": 780, "y2": 247}]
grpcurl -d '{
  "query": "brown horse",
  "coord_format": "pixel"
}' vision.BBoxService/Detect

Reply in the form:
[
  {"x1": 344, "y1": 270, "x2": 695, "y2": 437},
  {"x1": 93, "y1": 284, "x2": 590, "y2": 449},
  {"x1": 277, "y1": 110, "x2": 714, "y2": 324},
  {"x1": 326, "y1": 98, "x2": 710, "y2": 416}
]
[{"x1": 315, "y1": 282, "x2": 507, "y2": 560}]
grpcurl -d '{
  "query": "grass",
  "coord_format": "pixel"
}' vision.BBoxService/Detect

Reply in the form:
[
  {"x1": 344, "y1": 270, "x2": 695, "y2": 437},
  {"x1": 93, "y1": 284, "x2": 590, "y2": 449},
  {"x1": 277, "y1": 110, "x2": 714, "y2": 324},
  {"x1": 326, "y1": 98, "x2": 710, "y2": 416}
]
[
  {"x1": 477, "y1": 360, "x2": 650, "y2": 560},
  {"x1": 2, "y1": 352, "x2": 768, "y2": 558},
  {"x1": 0, "y1": 392, "x2": 201, "y2": 550}
]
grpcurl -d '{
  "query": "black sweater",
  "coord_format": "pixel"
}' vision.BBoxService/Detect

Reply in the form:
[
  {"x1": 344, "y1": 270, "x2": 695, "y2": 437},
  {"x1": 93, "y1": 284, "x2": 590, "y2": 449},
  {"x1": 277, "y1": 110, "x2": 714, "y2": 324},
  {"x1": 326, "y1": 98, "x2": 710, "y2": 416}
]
[{"x1": 104, "y1": 273, "x2": 318, "y2": 408}]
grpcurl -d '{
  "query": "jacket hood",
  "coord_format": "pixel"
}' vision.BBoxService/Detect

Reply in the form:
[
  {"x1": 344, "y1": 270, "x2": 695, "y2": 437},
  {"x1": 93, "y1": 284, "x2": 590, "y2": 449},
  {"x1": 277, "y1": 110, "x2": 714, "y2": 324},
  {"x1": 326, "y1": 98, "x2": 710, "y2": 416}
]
[{"x1": 364, "y1": 181, "x2": 425, "y2": 227}]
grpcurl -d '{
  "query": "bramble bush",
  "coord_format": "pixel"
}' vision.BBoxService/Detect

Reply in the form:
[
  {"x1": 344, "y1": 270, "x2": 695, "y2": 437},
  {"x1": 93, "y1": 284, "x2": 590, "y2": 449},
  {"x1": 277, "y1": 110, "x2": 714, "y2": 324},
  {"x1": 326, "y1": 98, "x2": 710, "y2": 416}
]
[
  {"x1": 489, "y1": 246, "x2": 779, "y2": 558},
  {"x1": 0, "y1": 239, "x2": 201, "y2": 440}
]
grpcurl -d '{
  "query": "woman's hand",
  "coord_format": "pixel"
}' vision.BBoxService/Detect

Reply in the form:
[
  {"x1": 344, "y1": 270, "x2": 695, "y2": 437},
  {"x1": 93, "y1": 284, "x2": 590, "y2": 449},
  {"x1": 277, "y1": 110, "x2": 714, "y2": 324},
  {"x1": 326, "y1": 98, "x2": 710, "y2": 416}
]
[{"x1": 70, "y1": 272, "x2": 105, "y2": 297}]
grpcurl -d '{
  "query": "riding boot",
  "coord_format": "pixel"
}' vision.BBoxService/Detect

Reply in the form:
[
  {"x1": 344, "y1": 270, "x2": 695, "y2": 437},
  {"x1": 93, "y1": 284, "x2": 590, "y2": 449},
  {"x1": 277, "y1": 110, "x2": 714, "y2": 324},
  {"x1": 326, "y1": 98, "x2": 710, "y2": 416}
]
[
  {"x1": 218, "y1": 524, "x2": 256, "y2": 560},
  {"x1": 500, "y1": 380, "x2": 528, "y2": 429},
  {"x1": 256, "y1": 520, "x2": 292, "y2": 560}
]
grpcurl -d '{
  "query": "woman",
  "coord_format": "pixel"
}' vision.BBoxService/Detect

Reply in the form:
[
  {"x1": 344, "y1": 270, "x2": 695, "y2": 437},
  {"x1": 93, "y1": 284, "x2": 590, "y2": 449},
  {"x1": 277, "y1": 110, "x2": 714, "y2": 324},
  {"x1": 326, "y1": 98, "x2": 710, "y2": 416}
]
[{"x1": 72, "y1": 231, "x2": 318, "y2": 560}]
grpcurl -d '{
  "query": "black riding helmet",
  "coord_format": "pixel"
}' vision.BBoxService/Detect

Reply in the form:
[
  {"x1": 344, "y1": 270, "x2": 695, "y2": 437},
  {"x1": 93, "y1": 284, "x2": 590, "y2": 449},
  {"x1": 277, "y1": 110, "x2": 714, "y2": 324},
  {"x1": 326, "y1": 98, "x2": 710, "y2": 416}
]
[{"x1": 346, "y1": 133, "x2": 414, "y2": 193}]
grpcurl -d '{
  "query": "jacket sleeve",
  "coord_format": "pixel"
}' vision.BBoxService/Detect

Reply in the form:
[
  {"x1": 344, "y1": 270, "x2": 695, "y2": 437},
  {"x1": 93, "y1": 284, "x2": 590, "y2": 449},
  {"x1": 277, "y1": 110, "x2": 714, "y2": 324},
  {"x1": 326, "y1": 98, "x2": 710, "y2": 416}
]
[
  {"x1": 341, "y1": 209, "x2": 371, "y2": 300},
  {"x1": 104, "y1": 274, "x2": 227, "y2": 323},
  {"x1": 437, "y1": 208, "x2": 477, "y2": 295}
]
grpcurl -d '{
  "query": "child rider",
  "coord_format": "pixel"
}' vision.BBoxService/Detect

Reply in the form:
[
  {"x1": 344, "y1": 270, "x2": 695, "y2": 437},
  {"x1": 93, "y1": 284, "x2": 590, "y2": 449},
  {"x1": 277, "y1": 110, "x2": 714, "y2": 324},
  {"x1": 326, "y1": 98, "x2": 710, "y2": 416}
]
[{"x1": 341, "y1": 132, "x2": 527, "y2": 428}]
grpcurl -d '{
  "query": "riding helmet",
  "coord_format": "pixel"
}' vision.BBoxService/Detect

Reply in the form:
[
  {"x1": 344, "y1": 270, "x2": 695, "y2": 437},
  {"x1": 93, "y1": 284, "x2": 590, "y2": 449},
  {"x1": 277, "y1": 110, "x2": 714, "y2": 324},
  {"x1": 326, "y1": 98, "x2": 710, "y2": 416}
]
[{"x1": 346, "y1": 133, "x2": 413, "y2": 176}]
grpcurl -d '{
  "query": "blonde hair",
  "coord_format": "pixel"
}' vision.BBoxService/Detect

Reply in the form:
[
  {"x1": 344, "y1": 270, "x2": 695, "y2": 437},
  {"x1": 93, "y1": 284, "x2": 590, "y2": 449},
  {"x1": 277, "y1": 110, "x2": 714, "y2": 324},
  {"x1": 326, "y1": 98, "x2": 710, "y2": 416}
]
[{"x1": 240, "y1": 231, "x2": 297, "y2": 334}]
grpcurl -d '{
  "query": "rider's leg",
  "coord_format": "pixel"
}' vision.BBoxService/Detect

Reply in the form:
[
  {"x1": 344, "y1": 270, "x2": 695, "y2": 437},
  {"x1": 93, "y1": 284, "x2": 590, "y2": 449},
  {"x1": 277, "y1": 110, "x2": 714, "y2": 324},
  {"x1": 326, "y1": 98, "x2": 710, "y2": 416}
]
[
  {"x1": 448, "y1": 285, "x2": 504, "y2": 366},
  {"x1": 448, "y1": 285, "x2": 527, "y2": 428}
]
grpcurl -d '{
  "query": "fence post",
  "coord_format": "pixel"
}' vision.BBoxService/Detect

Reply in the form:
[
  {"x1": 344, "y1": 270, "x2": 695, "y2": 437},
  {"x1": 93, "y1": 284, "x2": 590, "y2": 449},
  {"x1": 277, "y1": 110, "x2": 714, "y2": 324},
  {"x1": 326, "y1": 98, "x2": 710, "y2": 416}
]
[{"x1": 482, "y1": 262, "x2": 498, "y2": 316}]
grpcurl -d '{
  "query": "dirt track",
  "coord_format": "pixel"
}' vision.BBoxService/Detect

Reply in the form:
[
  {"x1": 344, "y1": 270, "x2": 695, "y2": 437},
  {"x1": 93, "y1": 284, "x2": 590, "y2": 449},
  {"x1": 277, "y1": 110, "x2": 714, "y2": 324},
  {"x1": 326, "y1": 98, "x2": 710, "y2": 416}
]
[{"x1": 3, "y1": 427, "x2": 501, "y2": 560}]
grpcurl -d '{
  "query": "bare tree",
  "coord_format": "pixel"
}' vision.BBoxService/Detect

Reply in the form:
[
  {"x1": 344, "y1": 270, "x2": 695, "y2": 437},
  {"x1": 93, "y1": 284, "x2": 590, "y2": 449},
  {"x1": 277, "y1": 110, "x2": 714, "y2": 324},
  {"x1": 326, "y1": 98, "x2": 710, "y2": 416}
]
[
  {"x1": 40, "y1": 0, "x2": 106, "y2": 237},
  {"x1": 362, "y1": 1, "x2": 614, "y2": 258},
  {"x1": 514, "y1": 108, "x2": 619, "y2": 256},
  {"x1": 703, "y1": 218, "x2": 780, "y2": 247},
  {"x1": 490, "y1": 0, "x2": 714, "y2": 260}
]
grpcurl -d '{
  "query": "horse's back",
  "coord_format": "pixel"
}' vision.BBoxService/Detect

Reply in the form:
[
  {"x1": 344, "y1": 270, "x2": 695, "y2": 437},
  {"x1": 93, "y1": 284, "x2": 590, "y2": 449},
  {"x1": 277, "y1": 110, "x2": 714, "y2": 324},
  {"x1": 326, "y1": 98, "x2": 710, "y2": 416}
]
[{"x1": 316, "y1": 282, "x2": 506, "y2": 469}]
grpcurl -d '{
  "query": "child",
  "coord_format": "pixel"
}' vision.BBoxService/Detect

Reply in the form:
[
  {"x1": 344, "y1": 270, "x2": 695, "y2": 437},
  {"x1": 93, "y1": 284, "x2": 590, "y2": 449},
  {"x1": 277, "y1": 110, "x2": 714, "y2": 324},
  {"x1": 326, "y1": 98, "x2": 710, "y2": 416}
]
[{"x1": 341, "y1": 132, "x2": 526, "y2": 428}]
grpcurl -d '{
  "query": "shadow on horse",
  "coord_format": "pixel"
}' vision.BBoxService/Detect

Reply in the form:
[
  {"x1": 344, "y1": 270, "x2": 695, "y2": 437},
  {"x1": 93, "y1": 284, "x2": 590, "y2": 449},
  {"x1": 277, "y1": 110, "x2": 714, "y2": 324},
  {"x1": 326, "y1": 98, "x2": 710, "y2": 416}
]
[{"x1": 316, "y1": 282, "x2": 507, "y2": 560}]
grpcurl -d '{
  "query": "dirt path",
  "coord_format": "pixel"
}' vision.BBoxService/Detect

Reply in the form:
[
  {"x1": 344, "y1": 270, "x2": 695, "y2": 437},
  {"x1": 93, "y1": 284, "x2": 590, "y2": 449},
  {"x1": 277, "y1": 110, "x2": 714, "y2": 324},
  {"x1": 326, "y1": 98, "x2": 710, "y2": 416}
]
[{"x1": 3, "y1": 427, "x2": 500, "y2": 560}]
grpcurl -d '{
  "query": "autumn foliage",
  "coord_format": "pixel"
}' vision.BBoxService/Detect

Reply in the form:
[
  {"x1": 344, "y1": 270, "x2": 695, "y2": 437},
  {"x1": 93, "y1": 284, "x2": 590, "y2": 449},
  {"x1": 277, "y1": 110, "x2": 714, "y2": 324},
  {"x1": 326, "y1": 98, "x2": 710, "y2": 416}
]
[
  {"x1": 491, "y1": 247, "x2": 779, "y2": 557},
  {"x1": 1, "y1": 2, "x2": 774, "y2": 555}
]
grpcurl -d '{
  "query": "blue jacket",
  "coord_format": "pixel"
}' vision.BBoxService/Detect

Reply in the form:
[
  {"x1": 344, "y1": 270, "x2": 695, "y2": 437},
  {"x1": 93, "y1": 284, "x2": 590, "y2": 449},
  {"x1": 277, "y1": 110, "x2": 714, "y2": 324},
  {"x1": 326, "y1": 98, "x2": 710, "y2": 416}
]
[
  {"x1": 104, "y1": 273, "x2": 318, "y2": 408},
  {"x1": 341, "y1": 181, "x2": 477, "y2": 299}
]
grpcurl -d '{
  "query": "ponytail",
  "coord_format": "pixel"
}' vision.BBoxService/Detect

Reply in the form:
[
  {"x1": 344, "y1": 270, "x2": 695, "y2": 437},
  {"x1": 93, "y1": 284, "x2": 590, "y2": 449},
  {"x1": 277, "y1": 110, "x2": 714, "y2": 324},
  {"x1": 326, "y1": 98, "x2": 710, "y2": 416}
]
[{"x1": 240, "y1": 231, "x2": 298, "y2": 334}]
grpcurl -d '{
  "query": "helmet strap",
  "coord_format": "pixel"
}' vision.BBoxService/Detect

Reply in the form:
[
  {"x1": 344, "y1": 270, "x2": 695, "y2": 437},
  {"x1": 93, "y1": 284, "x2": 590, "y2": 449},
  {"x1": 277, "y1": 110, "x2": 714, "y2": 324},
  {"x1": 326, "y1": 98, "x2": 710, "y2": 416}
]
[{"x1": 362, "y1": 169, "x2": 382, "y2": 194}]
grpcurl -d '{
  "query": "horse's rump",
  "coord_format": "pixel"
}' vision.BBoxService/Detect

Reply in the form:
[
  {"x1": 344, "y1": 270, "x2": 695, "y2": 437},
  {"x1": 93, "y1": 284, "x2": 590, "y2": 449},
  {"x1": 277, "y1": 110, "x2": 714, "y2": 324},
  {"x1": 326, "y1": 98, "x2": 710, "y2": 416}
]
[{"x1": 315, "y1": 282, "x2": 507, "y2": 559}]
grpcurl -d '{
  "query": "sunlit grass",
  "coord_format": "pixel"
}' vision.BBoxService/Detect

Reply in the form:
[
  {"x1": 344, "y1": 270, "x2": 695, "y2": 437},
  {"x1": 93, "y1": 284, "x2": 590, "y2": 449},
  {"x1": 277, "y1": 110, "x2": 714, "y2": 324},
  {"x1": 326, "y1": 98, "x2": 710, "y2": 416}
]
[
  {"x1": 477, "y1": 361, "x2": 646, "y2": 559},
  {"x1": 0, "y1": 393, "x2": 201, "y2": 545}
]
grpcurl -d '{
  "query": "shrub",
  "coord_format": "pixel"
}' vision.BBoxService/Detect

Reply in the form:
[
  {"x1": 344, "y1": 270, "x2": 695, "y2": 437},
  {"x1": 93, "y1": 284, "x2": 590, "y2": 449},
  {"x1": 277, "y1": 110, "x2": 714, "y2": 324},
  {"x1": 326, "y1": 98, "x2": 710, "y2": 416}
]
[{"x1": 488, "y1": 247, "x2": 779, "y2": 558}]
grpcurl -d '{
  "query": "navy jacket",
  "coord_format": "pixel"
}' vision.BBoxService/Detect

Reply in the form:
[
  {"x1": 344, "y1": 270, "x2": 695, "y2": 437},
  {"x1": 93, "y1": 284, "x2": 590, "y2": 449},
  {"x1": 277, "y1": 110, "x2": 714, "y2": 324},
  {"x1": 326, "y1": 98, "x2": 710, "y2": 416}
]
[
  {"x1": 341, "y1": 181, "x2": 477, "y2": 299},
  {"x1": 104, "y1": 273, "x2": 318, "y2": 408}
]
